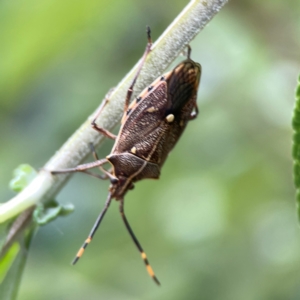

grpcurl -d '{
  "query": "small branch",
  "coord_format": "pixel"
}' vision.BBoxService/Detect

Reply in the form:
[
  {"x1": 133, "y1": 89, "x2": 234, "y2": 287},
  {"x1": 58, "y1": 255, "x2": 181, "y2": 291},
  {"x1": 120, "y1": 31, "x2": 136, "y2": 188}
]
[
  {"x1": 0, "y1": 0, "x2": 228, "y2": 223},
  {"x1": 0, "y1": 207, "x2": 35, "y2": 258}
]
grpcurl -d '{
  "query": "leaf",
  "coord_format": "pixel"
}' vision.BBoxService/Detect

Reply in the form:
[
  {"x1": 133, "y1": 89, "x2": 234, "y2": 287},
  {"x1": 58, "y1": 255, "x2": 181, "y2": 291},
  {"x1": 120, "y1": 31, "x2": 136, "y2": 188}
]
[
  {"x1": 292, "y1": 74, "x2": 300, "y2": 220},
  {"x1": 33, "y1": 201, "x2": 74, "y2": 226},
  {"x1": 0, "y1": 226, "x2": 35, "y2": 300},
  {"x1": 9, "y1": 164, "x2": 37, "y2": 193},
  {"x1": 0, "y1": 243, "x2": 20, "y2": 284}
]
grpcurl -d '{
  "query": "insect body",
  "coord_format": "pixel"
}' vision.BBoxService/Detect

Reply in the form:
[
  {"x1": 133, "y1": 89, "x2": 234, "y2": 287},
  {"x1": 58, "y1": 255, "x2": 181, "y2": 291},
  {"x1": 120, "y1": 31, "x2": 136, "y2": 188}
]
[{"x1": 51, "y1": 27, "x2": 201, "y2": 285}]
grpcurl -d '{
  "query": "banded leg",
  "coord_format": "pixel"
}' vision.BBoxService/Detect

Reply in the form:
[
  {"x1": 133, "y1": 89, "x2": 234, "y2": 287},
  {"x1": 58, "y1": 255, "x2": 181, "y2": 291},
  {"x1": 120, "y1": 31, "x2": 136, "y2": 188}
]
[
  {"x1": 119, "y1": 198, "x2": 160, "y2": 285},
  {"x1": 72, "y1": 193, "x2": 113, "y2": 264}
]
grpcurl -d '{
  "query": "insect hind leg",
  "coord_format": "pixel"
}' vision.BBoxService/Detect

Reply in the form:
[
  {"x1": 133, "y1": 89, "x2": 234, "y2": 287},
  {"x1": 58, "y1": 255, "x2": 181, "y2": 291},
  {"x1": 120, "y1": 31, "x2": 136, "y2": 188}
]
[{"x1": 119, "y1": 198, "x2": 160, "y2": 285}]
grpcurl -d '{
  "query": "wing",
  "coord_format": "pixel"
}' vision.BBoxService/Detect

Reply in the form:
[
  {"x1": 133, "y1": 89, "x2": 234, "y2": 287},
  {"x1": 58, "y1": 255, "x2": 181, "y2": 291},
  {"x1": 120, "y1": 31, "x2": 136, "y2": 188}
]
[
  {"x1": 112, "y1": 80, "x2": 170, "y2": 156},
  {"x1": 111, "y1": 58, "x2": 201, "y2": 166}
]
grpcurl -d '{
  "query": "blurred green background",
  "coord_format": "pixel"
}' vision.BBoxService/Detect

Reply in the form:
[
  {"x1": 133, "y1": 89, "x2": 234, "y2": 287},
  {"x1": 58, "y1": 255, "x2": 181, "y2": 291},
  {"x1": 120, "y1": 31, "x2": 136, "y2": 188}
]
[{"x1": 1, "y1": 0, "x2": 300, "y2": 299}]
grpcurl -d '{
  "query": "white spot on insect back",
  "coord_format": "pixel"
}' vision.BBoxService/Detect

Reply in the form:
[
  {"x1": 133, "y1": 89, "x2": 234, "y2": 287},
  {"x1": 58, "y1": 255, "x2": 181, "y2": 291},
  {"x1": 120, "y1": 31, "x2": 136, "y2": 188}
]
[
  {"x1": 131, "y1": 146, "x2": 137, "y2": 154},
  {"x1": 147, "y1": 107, "x2": 157, "y2": 113},
  {"x1": 166, "y1": 114, "x2": 175, "y2": 123}
]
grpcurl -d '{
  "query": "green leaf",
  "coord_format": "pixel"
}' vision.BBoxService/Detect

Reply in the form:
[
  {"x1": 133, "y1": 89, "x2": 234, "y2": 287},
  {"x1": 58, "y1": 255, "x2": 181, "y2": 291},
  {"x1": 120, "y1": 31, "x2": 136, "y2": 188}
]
[
  {"x1": 296, "y1": 74, "x2": 300, "y2": 98},
  {"x1": 9, "y1": 164, "x2": 37, "y2": 193},
  {"x1": 0, "y1": 243, "x2": 20, "y2": 284},
  {"x1": 0, "y1": 227, "x2": 35, "y2": 300},
  {"x1": 292, "y1": 74, "x2": 300, "y2": 221},
  {"x1": 33, "y1": 201, "x2": 74, "y2": 226}
]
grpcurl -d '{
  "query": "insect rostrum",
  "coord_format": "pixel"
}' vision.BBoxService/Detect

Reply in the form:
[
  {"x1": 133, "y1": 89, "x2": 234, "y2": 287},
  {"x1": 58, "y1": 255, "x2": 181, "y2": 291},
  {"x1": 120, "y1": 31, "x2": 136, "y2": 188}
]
[{"x1": 51, "y1": 27, "x2": 201, "y2": 285}]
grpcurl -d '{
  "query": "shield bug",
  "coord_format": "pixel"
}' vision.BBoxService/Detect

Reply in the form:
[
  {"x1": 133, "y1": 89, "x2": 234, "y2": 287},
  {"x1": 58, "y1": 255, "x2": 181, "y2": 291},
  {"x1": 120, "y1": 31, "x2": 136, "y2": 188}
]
[{"x1": 51, "y1": 27, "x2": 201, "y2": 285}]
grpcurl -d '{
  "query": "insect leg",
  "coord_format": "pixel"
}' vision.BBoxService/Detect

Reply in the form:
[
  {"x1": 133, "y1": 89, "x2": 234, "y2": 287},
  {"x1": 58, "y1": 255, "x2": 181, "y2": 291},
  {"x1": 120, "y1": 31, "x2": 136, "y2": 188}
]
[
  {"x1": 79, "y1": 170, "x2": 108, "y2": 180},
  {"x1": 89, "y1": 143, "x2": 100, "y2": 161},
  {"x1": 119, "y1": 198, "x2": 160, "y2": 285},
  {"x1": 91, "y1": 89, "x2": 117, "y2": 140},
  {"x1": 186, "y1": 44, "x2": 191, "y2": 59},
  {"x1": 51, "y1": 158, "x2": 110, "y2": 177},
  {"x1": 123, "y1": 26, "x2": 153, "y2": 113},
  {"x1": 50, "y1": 159, "x2": 108, "y2": 175},
  {"x1": 51, "y1": 158, "x2": 118, "y2": 183},
  {"x1": 89, "y1": 143, "x2": 115, "y2": 181},
  {"x1": 72, "y1": 193, "x2": 113, "y2": 264}
]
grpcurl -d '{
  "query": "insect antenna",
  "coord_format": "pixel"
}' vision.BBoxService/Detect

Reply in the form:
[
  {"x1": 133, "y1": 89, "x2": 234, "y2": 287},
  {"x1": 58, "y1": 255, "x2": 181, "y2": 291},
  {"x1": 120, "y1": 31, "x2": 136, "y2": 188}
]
[
  {"x1": 72, "y1": 193, "x2": 113, "y2": 264},
  {"x1": 119, "y1": 198, "x2": 160, "y2": 285}
]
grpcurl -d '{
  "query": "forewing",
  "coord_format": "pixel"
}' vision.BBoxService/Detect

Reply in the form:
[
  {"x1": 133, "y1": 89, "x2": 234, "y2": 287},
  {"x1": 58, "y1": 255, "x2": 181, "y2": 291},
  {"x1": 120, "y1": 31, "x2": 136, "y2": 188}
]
[{"x1": 113, "y1": 81, "x2": 168, "y2": 154}]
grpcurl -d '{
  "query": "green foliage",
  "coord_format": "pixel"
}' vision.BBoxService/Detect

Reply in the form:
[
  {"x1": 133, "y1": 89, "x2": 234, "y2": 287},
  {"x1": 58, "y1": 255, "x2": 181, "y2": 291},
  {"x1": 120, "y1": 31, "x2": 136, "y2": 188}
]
[
  {"x1": 9, "y1": 165, "x2": 37, "y2": 193},
  {"x1": 292, "y1": 74, "x2": 300, "y2": 219},
  {"x1": 1, "y1": 165, "x2": 73, "y2": 297},
  {"x1": 33, "y1": 201, "x2": 74, "y2": 226},
  {"x1": 0, "y1": 164, "x2": 37, "y2": 299},
  {"x1": 0, "y1": 243, "x2": 19, "y2": 284},
  {"x1": 0, "y1": 229, "x2": 35, "y2": 300}
]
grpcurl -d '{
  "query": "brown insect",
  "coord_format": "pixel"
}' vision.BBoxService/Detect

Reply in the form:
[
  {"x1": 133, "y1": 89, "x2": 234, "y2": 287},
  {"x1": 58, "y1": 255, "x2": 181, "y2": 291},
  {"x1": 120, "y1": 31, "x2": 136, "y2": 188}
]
[{"x1": 51, "y1": 27, "x2": 201, "y2": 285}]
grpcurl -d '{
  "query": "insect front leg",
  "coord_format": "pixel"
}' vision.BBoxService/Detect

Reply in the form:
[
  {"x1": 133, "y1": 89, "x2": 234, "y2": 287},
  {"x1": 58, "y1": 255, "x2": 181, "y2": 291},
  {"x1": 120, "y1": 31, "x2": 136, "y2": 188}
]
[
  {"x1": 123, "y1": 26, "x2": 152, "y2": 114},
  {"x1": 91, "y1": 89, "x2": 117, "y2": 140}
]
